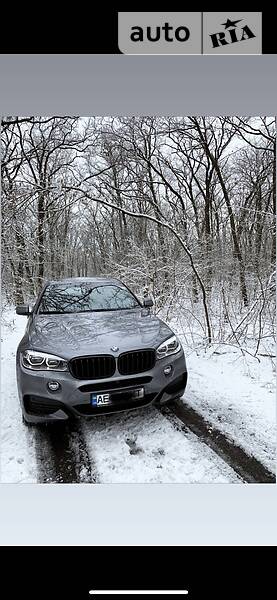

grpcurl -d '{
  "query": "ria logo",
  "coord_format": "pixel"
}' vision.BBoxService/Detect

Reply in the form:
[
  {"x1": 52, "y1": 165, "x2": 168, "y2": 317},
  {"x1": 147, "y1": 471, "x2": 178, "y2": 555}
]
[{"x1": 210, "y1": 17, "x2": 256, "y2": 48}]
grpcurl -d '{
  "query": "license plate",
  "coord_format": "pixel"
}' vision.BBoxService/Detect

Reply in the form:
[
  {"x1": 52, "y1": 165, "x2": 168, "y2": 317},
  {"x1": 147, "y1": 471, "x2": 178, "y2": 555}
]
[{"x1": 91, "y1": 392, "x2": 112, "y2": 407}]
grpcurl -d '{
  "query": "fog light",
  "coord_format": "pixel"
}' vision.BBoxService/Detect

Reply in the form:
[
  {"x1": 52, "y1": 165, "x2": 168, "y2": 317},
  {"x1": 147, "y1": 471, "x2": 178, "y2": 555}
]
[
  {"x1": 164, "y1": 365, "x2": 173, "y2": 376},
  {"x1": 47, "y1": 381, "x2": 60, "y2": 392}
]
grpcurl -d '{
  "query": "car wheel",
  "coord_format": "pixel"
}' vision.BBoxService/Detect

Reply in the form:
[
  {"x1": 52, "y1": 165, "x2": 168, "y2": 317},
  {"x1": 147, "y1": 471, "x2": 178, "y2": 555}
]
[
  {"x1": 165, "y1": 394, "x2": 185, "y2": 407},
  {"x1": 172, "y1": 394, "x2": 184, "y2": 401},
  {"x1": 22, "y1": 414, "x2": 33, "y2": 427}
]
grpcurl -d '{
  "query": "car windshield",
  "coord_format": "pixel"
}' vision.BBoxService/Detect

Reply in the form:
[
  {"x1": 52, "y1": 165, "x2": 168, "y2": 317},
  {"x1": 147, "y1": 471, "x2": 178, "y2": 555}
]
[{"x1": 38, "y1": 284, "x2": 140, "y2": 314}]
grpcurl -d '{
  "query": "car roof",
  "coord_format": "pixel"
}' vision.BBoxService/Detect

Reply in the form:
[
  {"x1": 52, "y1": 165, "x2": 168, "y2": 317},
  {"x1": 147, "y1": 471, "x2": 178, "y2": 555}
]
[{"x1": 45, "y1": 277, "x2": 124, "y2": 287}]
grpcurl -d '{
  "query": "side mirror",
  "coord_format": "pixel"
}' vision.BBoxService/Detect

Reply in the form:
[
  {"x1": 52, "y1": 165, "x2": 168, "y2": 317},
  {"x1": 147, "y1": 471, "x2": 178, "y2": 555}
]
[
  {"x1": 143, "y1": 297, "x2": 154, "y2": 308},
  {"x1": 16, "y1": 304, "x2": 31, "y2": 316}
]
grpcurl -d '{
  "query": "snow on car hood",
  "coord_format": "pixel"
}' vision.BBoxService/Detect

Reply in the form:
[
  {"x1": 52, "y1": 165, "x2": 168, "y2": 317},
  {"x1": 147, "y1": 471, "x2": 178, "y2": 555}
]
[{"x1": 27, "y1": 308, "x2": 173, "y2": 359}]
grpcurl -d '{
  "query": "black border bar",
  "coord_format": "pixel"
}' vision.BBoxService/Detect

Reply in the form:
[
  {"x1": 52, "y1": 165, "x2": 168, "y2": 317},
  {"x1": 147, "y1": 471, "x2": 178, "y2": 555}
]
[{"x1": 0, "y1": 11, "x2": 275, "y2": 54}]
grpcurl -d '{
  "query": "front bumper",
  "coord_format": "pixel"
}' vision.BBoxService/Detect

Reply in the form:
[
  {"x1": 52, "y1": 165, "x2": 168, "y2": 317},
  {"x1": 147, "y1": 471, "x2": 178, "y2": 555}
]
[{"x1": 17, "y1": 350, "x2": 187, "y2": 423}]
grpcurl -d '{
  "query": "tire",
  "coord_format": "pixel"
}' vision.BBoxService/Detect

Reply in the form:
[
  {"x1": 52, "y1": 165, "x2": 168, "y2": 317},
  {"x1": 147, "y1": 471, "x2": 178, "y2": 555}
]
[
  {"x1": 159, "y1": 393, "x2": 184, "y2": 407},
  {"x1": 172, "y1": 394, "x2": 183, "y2": 401},
  {"x1": 21, "y1": 414, "x2": 34, "y2": 427}
]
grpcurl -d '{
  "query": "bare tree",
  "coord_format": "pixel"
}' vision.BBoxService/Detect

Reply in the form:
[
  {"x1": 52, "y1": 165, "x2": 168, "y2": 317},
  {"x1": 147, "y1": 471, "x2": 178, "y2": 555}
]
[{"x1": 1, "y1": 115, "x2": 275, "y2": 351}]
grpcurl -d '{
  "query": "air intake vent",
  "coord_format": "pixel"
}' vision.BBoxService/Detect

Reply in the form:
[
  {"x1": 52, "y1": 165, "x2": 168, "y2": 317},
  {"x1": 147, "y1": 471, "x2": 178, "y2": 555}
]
[
  {"x1": 118, "y1": 350, "x2": 156, "y2": 375},
  {"x1": 69, "y1": 355, "x2": 116, "y2": 379},
  {"x1": 24, "y1": 395, "x2": 63, "y2": 416}
]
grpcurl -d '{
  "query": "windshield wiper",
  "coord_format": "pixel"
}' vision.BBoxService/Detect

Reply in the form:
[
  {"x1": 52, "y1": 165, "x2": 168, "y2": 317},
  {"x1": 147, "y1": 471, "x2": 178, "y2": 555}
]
[
  {"x1": 38, "y1": 311, "x2": 72, "y2": 315},
  {"x1": 38, "y1": 307, "x2": 139, "y2": 315}
]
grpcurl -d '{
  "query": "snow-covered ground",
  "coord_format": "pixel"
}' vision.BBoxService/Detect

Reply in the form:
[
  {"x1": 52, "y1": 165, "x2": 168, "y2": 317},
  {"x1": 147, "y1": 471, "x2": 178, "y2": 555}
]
[
  {"x1": 82, "y1": 408, "x2": 240, "y2": 483},
  {"x1": 183, "y1": 346, "x2": 276, "y2": 473},
  {"x1": 1, "y1": 310, "x2": 37, "y2": 482},
  {"x1": 0, "y1": 309, "x2": 275, "y2": 483}
]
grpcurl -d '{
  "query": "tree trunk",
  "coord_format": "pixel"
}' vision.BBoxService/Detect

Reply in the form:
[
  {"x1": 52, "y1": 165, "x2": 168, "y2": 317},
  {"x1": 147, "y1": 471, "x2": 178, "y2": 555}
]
[
  {"x1": 204, "y1": 144, "x2": 248, "y2": 306},
  {"x1": 271, "y1": 141, "x2": 276, "y2": 265},
  {"x1": 37, "y1": 193, "x2": 45, "y2": 290}
]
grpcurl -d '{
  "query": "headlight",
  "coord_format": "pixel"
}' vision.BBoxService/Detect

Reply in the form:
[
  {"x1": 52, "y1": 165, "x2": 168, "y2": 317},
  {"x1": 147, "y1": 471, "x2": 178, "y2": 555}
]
[
  {"x1": 156, "y1": 335, "x2": 181, "y2": 359},
  {"x1": 21, "y1": 350, "x2": 68, "y2": 371}
]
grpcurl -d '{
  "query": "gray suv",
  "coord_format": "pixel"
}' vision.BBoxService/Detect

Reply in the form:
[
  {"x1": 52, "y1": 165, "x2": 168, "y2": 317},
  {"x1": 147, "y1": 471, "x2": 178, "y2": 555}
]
[{"x1": 16, "y1": 278, "x2": 187, "y2": 424}]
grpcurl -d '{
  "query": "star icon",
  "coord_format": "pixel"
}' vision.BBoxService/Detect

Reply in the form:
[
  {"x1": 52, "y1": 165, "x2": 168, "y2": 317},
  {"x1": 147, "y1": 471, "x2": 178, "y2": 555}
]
[{"x1": 221, "y1": 18, "x2": 242, "y2": 29}]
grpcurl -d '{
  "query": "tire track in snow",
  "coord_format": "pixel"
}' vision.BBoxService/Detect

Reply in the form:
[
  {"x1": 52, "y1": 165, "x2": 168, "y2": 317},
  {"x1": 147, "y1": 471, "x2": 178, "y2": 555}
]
[
  {"x1": 34, "y1": 421, "x2": 98, "y2": 483},
  {"x1": 160, "y1": 400, "x2": 276, "y2": 484},
  {"x1": 81, "y1": 406, "x2": 241, "y2": 483}
]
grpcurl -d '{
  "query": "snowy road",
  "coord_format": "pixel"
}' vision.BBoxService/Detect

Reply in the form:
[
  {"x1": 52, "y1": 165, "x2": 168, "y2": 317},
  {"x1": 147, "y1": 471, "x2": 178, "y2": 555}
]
[{"x1": 1, "y1": 311, "x2": 275, "y2": 484}]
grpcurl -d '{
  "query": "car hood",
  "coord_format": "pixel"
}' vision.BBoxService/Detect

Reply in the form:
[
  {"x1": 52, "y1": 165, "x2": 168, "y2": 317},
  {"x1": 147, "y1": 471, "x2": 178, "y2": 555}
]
[{"x1": 27, "y1": 309, "x2": 173, "y2": 360}]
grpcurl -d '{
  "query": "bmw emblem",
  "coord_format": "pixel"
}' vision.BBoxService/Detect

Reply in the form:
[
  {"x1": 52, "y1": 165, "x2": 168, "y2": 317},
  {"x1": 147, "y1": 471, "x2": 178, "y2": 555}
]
[{"x1": 111, "y1": 346, "x2": 119, "y2": 352}]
